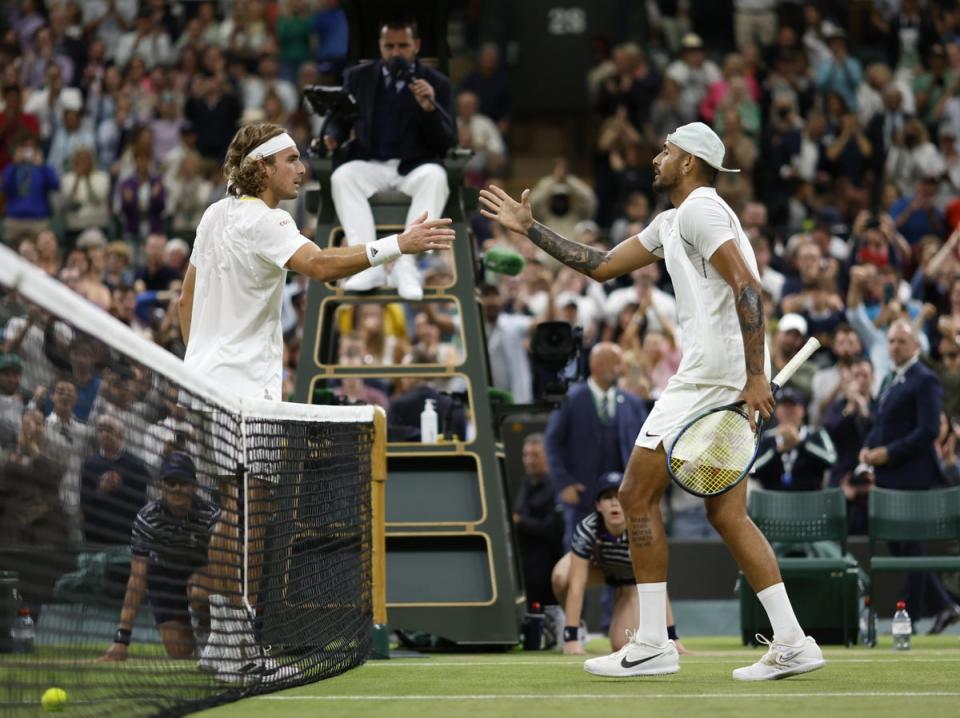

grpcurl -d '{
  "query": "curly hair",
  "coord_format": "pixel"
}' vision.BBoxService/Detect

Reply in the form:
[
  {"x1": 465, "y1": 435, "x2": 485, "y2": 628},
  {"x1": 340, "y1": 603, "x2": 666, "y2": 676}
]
[{"x1": 222, "y1": 122, "x2": 288, "y2": 198}]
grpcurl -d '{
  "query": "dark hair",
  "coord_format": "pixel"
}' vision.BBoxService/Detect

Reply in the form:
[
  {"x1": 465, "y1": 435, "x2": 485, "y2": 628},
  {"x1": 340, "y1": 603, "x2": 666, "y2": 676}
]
[
  {"x1": 380, "y1": 17, "x2": 419, "y2": 39},
  {"x1": 696, "y1": 157, "x2": 719, "y2": 185},
  {"x1": 222, "y1": 122, "x2": 287, "y2": 198},
  {"x1": 479, "y1": 283, "x2": 500, "y2": 297}
]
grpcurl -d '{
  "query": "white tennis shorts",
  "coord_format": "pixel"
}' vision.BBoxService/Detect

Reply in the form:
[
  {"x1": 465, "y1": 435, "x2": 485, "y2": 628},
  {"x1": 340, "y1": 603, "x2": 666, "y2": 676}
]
[{"x1": 634, "y1": 377, "x2": 743, "y2": 451}]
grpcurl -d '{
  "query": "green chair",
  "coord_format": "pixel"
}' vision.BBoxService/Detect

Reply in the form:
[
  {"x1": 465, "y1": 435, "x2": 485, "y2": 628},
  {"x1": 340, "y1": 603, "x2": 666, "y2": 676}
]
[
  {"x1": 739, "y1": 488, "x2": 860, "y2": 646},
  {"x1": 867, "y1": 486, "x2": 960, "y2": 636}
]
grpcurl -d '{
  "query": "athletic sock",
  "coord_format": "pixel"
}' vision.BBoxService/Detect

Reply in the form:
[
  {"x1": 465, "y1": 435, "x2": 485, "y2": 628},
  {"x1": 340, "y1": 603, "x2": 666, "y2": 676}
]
[
  {"x1": 636, "y1": 582, "x2": 668, "y2": 646},
  {"x1": 756, "y1": 582, "x2": 805, "y2": 645}
]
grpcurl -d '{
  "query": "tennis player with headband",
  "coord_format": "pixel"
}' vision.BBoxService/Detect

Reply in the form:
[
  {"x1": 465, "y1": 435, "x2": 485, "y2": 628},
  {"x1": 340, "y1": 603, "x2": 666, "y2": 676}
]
[
  {"x1": 176, "y1": 123, "x2": 454, "y2": 683},
  {"x1": 480, "y1": 122, "x2": 824, "y2": 680}
]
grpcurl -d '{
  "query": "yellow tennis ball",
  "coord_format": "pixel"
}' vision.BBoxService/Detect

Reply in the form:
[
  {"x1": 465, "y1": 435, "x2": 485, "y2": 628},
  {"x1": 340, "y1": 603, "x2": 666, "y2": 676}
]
[{"x1": 41, "y1": 687, "x2": 67, "y2": 712}]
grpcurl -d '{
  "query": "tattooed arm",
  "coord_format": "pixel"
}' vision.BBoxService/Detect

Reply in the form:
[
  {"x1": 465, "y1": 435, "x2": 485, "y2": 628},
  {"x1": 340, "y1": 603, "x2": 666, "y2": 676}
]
[
  {"x1": 710, "y1": 240, "x2": 775, "y2": 430},
  {"x1": 478, "y1": 184, "x2": 658, "y2": 281}
]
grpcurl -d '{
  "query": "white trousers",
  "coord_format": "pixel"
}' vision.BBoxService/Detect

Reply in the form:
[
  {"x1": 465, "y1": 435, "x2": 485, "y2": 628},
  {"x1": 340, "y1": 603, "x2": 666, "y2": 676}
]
[{"x1": 330, "y1": 159, "x2": 450, "y2": 246}]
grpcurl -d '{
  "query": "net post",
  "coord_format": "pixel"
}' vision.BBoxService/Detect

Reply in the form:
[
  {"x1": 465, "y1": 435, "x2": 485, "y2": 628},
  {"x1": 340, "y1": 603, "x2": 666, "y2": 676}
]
[{"x1": 371, "y1": 407, "x2": 388, "y2": 628}]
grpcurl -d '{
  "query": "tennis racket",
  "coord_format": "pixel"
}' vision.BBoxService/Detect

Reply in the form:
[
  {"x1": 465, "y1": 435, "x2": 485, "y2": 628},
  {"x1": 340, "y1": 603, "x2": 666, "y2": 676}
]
[{"x1": 666, "y1": 337, "x2": 821, "y2": 498}]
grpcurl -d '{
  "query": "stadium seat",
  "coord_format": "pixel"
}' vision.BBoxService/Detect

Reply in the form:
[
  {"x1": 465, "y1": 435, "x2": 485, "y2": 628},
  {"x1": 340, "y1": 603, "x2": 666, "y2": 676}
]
[
  {"x1": 867, "y1": 486, "x2": 960, "y2": 637},
  {"x1": 739, "y1": 488, "x2": 860, "y2": 646}
]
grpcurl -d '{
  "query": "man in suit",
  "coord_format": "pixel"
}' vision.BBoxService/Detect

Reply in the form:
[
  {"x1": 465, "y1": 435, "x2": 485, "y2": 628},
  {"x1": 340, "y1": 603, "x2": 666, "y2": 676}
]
[
  {"x1": 545, "y1": 342, "x2": 647, "y2": 547},
  {"x1": 859, "y1": 319, "x2": 960, "y2": 632},
  {"x1": 752, "y1": 388, "x2": 837, "y2": 492},
  {"x1": 323, "y1": 17, "x2": 456, "y2": 301}
]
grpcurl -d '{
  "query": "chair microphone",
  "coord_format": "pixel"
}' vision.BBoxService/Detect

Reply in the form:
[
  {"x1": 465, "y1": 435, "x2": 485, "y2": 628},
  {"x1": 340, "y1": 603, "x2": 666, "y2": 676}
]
[{"x1": 483, "y1": 247, "x2": 526, "y2": 276}]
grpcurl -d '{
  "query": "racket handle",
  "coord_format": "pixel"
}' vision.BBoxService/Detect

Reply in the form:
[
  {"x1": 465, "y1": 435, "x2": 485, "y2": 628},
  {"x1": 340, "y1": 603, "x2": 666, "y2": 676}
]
[{"x1": 771, "y1": 337, "x2": 820, "y2": 395}]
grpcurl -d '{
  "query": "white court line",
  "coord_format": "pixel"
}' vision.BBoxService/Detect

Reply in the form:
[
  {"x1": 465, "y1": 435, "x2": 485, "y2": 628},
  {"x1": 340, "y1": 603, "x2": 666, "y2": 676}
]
[
  {"x1": 361, "y1": 658, "x2": 960, "y2": 667},
  {"x1": 257, "y1": 692, "x2": 960, "y2": 701}
]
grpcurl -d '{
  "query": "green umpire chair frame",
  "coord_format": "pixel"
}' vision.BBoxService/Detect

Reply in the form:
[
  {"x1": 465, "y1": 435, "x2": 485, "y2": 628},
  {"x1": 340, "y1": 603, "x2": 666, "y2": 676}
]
[
  {"x1": 739, "y1": 488, "x2": 860, "y2": 646},
  {"x1": 867, "y1": 486, "x2": 960, "y2": 636}
]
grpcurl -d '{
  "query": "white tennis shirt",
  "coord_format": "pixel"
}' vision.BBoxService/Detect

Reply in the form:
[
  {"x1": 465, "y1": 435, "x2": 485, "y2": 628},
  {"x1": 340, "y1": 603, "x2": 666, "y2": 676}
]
[
  {"x1": 636, "y1": 186, "x2": 770, "y2": 387},
  {"x1": 184, "y1": 196, "x2": 309, "y2": 401}
]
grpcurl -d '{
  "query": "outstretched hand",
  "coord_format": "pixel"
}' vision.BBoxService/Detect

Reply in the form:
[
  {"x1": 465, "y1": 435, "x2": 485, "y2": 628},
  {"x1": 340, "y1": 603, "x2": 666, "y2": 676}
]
[
  {"x1": 397, "y1": 212, "x2": 456, "y2": 254},
  {"x1": 479, "y1": 185, "x2": 534, "y2": 236}
]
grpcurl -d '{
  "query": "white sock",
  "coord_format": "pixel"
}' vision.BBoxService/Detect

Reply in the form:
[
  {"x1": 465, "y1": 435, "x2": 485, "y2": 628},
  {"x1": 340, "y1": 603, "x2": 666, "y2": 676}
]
[
  {"x1": 756, "y1": 583, "x2": 805, "y2": 645},
  {"x1": 636, "y1": 582, "x2": 668, "y2": 646}
]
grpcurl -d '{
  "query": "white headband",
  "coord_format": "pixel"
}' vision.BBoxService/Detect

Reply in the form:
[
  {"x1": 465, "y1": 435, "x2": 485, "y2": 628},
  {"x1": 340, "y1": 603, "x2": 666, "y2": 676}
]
[{"x1": 244, "y1": 132, "x2": 296, "y2": 161}]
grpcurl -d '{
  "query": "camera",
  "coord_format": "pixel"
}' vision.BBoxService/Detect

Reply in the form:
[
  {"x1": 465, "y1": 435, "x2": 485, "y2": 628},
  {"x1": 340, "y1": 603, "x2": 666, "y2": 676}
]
[
  {"x1": 530, "y1": 321, "x2": 583, "y2": 400},
  {"x1": 302, "y1": 85, "x2": 359, "y2": 122}
]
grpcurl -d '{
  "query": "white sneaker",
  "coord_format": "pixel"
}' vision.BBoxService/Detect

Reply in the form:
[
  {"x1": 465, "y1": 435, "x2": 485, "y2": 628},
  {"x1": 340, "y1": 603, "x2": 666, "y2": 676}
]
[
  {"x1": 583, "y1": 630, "x2": 680, "y2": 677},
  {"x1": 732, "y1": 634, "x2": 825, "y2": 681},
  {"x1": 344, "y1": 265, "x2": 387, "y2": 292},
  {"x1": 216, "y1": 655, "x2": 301, "y2": 686},
  {"x1": 389, "y1": 256, "x2": 423, "y2": 301}
]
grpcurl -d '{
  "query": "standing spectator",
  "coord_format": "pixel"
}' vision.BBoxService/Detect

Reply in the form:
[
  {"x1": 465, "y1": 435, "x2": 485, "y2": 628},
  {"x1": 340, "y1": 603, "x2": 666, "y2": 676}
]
[
  {"x1": 60, "y1": 146, "x2": 111, "y2": 242},
  {"x1": 890, "y1": 174, "x2": 946, "y2": 246},
  {"x1": 0, "y1": 83, "x2": 39, "y2": 172},
  {"x1": 814, "y1": 26, "x2": 863, "y2": 112},
  {"x1": 772, "y1": 313, "x2": 816, "y2": 404},
  {"x1": 322, "y1": 18, "x2": 456, "y2": 301},
  {"x1": 184, "y1": 72, "x2": 242, "y2": 162},
  {"x1": 0, "y1": 353, "x2": 26, "y2": 449},
  {"x1": 243, "y1": 54, "x2": 299, "y2": 115},
  {"x1": 866, "y1": 84, "x2": 908, "y2": 179},
  {"x1": 885, "y1": 118, "x2": 945, "y2": 198},
  {"x1": 276, "y1": 0, "x2": 315, "y2": 84},
  {"x1": 733, "y1": 0, "x2": 777, "y2": 50},
  {"x1": 529, "y1": 159, "x2": 598, "y2": 251},
  {"x1": 753, "y1": 389, "x2": 837, "y2": 491},
  {"x1": 47, "y1": 93, "x2": 96, "y2": 176},
  {"x1": 665, "y1": 33, "x2": 721, "y2": 115},
  {"x1": 23, "y1": 66, "x2": 77, "y2": 148},
  {"x1": 82, "y1": 1, "x2": 139, "y2": 58},
  {"x1": 114, "y1": 7, "x2": 172, "y2": 71},
  {"x1": 512, "y1": 433, "x2": 564, "y2": 611},
  {"x1": 2, "y1": 133, "x2": 59, "y2": 246},
  {"x1": 595, "y1": 43, "x2": 660, "y2": 130},
  {"x1": 456, "y1": 90, "x2": 507, "y2": 188},
  {"x1": 119, "y1": 148, "x2": 166, "y2": 242},
  {"x1": 935, "y1": 331, "x2": 960, "y2": 420},
  {"x1": 479, "y1": 284, "x2": 535, "y2": 404},
  {"x1": 164, "y1": 151, "x2": 212, "y2": 240},
  {"x1": 810, "y1": 323, "x2": 865, "y2": 426},
  {"x1": 913, "y1": 43, "x2": 954, "y2": 133},
  {"x1": 312, "y1": 0, "x2": 349, "y2": 80},
  {"x1": 44, "y1": 376, "x2": 89, "y2": 533},
  {"x1": 458, "y1": 42, "x2": 512, "y2": 135},
  {"x1": 80, "y1": 413, "x2": 150, "y2": 545},
  {"x1": 859, "y1": 319, "x2": 960, "y2": 631},
  {"x1": 545, "y1": 342, "x2": 647, "y2": 546}
]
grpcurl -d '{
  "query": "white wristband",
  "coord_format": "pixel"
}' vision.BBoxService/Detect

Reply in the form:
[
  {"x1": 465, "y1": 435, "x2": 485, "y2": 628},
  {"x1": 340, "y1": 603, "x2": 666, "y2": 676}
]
[{"x1": 366, "y1": 234, "x2": 402, "y2": 267}]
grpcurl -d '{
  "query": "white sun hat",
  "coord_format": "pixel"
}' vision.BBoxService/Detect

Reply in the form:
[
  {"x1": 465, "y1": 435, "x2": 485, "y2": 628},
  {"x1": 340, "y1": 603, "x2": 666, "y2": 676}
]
[{"x1": 666, "y1": 122, "x2": 740, "y2": 173}]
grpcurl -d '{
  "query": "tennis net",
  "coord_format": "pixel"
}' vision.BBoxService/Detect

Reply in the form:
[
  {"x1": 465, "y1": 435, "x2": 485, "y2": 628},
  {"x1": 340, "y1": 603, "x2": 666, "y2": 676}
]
[{"x1": 0, "y1": 246, "x2": 385, "y2": 716}]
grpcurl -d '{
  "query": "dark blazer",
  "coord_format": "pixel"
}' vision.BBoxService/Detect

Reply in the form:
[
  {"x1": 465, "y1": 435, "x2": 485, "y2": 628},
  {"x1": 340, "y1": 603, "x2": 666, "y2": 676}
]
[
  {"x1": 753, "y1": 424, "x2": 838, "y2": 492},
  {"x1": 545, "y1": 382, "x2": 647, "y2": 499},
  {"x1": 325, "y1": 59, "x2": 455, "y2": 175},
  {"x1": 864, "y1": 360, "x2": 943, "y2": 490}
]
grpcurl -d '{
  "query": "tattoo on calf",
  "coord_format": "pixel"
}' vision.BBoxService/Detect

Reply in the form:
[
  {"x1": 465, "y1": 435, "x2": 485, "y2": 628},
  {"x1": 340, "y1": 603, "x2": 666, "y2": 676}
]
[
  {"x1": 527, "y1": 222, "x2": 607, "y2": 275},
  {"x1": 630, "y1": 516, "x2": 654, "y2": 548},
  {"x1": 736, "y1": 285, "x2": 765, "y2": 376}
]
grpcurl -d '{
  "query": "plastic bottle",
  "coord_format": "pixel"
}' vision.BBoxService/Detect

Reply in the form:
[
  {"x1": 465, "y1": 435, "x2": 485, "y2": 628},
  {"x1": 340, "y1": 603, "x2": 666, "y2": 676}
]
[
  {"x1": 522, "y1": 601, "x2": 544, "y2": 650},
  {"x1": 859, "y1": 596, "x2": 876, "y2": 646},
  {"x1": 420, "y1": 398, "x2": 438, "y2": 443},
  {"x1": 10, "y1": 607, "x2": 35, "y2": 654},
  {"x1": 892, "y1": 600, "x2": 911, "y2": 651}
]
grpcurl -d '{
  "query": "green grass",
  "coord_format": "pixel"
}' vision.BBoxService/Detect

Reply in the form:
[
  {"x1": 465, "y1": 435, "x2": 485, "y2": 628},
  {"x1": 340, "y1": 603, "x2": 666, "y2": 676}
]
[{"x1": 191, "y1": 635, "x2": 960, "y2": 718}]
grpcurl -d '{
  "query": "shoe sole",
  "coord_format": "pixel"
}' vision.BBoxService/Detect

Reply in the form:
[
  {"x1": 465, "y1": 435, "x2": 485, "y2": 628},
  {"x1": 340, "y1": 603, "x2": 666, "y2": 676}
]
[
  {"x1": 733, "y1": 659, "x2": 826, "y2": 681},
  {"x1": 584, "y1": 663, "x2": 680, "y2": 678}
]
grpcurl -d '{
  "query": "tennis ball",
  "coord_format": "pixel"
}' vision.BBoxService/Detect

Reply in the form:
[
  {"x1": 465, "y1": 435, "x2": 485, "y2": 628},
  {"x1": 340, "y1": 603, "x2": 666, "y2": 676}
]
[{"x1": 41, "y1": 687, "x2": 67, "y2": 712}]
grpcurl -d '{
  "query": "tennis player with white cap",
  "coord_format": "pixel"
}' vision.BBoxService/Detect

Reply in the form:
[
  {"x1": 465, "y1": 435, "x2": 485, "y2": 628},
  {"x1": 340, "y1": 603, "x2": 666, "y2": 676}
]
[{"x1": 480, "y1": 122, "x2": 824, "y2": 681}]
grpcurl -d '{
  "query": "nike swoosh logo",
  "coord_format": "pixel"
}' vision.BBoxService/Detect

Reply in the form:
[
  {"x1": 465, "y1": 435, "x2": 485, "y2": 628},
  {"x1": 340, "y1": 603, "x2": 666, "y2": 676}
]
[
  {"x1": 644, "y1": 432, "x2": 661, "y2": 438},
  {"x1": 620, "y1": 652, "x2": 663, "y2": 668},
  {"x1": 776, "y1": 650, "x2": 802, "y2": 664}
]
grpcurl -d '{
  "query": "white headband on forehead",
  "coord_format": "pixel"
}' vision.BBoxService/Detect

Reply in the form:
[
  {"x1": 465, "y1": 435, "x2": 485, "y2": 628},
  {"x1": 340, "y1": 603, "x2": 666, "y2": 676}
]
[{"x1": 244, "y1": 132, "x2": 296, "y2": 161}]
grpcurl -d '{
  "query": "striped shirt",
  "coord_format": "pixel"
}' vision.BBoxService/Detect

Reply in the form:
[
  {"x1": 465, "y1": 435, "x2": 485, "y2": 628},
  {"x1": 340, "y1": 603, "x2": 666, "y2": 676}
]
[
  {"x1": 131, "y1": 498, "x2": 220, "y2": 572},
  {"x1": 570, "y1": 512, "x2": 634, "y2": 584}
]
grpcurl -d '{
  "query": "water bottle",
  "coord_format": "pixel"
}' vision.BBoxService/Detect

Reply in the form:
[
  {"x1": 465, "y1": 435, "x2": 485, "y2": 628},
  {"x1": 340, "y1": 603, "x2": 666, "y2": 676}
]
[
  {"x1": 420, "y1": 399, "x2": 438, "y2": 443},
  {"x1": 522, "y1": 601, "x2": 544, "y2": 650},
  {"x1": 892, "y1": 600, "x2": 911, "y2": 651},
  {"x1": 859, "y1": 596, "x2": 876, "y2": 646},
  {"x1": 10, "y1": 608, "x2": 35, "y2": 654}
]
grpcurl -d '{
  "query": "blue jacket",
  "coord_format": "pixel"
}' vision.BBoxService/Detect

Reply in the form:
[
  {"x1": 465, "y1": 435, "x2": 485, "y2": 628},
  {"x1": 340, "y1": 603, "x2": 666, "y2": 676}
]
[
  {"x1": 865, "y1": 360, "x2": 943, "y2": 490},
  {"x1": 545, "y1": 382, "x2": 647, "y2": 498},
  {"x1": 2, "y1": 162, "x2": 59, "y2": 218}
]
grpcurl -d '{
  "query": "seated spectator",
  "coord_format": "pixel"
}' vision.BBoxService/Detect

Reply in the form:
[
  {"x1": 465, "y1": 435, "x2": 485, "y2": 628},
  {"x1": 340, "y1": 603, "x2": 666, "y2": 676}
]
[
  {"x1": 750, "y1": 233, "x2": 786, "y2": 307},
  {"x1": 645, "y1": 77, "x2": 696, "y2": 147},
  {"x1": 184, "y1": 72, "x2": 242, "y2": 162},
  {"x1": 936, "y1": 412, "x2": 960, "y2": 487},
  {"x1": 119, "y1": 148, "x2": 166, "y2": 242},
  {"x1": 164, "y1": 238, "x2": 191, "y2": 279},
  {"x1": 114, "y1": 6, "x2": 172, "y2": 70},
  {"x1": 665, "y1": 33, "x2": 721, "y2": 114},
  {"x1": 456, "y1": 90, "x2": 507, "y2": 188},
  {"x1": 3, "y1": 302, "x2": 72, "y2": 397},
  {"x1": 529, "y1": 158, "x2": 598, "y2": 249},
  {"x1": 753, "y1": 389, "x2": 837, "y2": 491},
  {"x1": 164, "y1": 152, "x2": 212, "y2": 240},
  {"x1": 459, "y1": 42, "x2": 512, "y2": 134},
  {"x1": 771, "y1": 313, "x2": 816, "y2": 404},
  {"x1": 2, "y1": 132, "x2": 60, "y2": 246},
  {"x1": 135, "y1": 234, "x2": 179, "y2": 292},
  {"x1": 935, "y1": 332, "x2": 960, "y2": 420},
  {"x1": 34, "y1": 229, "x2": 62, "y2": 276},
  {"x1": 890, "y1": 175, "x2": 946, "y2": 247},
  {"x1": 47, "y1": 93, "x2": 95, "y2": 176},
  {"x1": 715, "y1": 108, "x2": 757, "y2": 214},
  {"x1": 610, "y1": 191, "x2": 651, "y2": 246},
  {"x1": 810, "y1": 323, "x2": 865, "y2": 426},
  {"x1": 0, "y1": 353, "x2": 26, "y2": 449},
  {"x1": 103, "y1": 241, "x2": 136, "y2": 290},
  {"x1": 594, "y1": 43, "x2": 660, "y2": 129},
  {"x1": 60, "y1": 146, "x2": 111, "y2": 242},
  {"x1": 885, "y1": 118, "x2": 945, "y2": 198},
  {"x1": 0, "y1": 83, "x2": 39, "y2": 173},
  {"x1": 814, "y1": 26, "x2": 862, "y2": 112},
  {"x1": 80, "y1": 413, "x2": 150, "y2": 544}
]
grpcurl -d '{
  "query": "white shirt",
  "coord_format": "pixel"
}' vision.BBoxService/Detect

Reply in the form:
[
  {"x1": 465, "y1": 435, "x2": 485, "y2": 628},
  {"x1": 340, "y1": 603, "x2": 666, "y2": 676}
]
[
  {"x1": 185, "y1": 196, "x2": 309, "y2": 401},
  {"x1": 637, "y1": 187, "x2": 770, "y2": 387}
]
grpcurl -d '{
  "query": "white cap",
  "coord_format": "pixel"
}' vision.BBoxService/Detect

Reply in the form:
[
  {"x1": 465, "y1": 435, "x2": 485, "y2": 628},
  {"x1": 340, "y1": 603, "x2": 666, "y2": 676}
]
[
  {"x1": 60, "y1": 88, "x2": 83, "y2": 112},
  {"x1": 778, "y1": 313, "x2": 808, "y2": 335},
  {"x1": 666, "y1": 122, "x2": 740, "y2": 173}
]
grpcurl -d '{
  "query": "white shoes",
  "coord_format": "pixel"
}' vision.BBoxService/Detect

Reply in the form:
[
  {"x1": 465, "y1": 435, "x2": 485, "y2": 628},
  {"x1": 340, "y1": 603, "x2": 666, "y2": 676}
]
[
  {"x1": 389, "y1": 255, "x2": 423, "y2": 301},
  {"x1": 343, "y1": 265, "x2": 387, "y2": 292},
  {"x1": 732, "y1": 634, "x2": 825, "y2": 681},
  {"x1": 215, "y1": 653, "x2": 301, "y2": 686},
  {"x1": 583, "y1": 630, "x2": 680, "y2": 677}
]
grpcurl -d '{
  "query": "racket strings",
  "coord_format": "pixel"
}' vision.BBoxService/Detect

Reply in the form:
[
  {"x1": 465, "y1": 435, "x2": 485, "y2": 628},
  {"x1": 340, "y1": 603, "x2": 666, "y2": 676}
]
[{"x1": 669, "y1": 409, "x2": 756, "y2": 496}]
